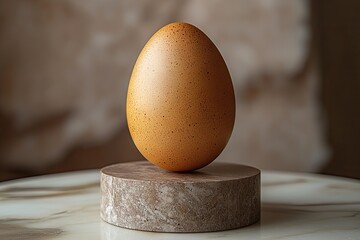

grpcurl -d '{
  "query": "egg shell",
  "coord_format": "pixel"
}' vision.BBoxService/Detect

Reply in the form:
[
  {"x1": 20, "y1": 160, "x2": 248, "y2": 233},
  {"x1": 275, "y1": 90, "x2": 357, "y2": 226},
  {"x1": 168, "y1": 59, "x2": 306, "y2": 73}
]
[{"x1": 126, "y1": 22, "x2": 235, "y2": 172}]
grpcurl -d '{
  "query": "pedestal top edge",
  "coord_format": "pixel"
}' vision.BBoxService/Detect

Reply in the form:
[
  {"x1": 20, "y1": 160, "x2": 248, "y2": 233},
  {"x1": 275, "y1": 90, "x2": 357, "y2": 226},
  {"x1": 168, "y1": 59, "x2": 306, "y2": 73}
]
[{"x1": 101, "y1": 161, "x2": 260, "y2": 183}]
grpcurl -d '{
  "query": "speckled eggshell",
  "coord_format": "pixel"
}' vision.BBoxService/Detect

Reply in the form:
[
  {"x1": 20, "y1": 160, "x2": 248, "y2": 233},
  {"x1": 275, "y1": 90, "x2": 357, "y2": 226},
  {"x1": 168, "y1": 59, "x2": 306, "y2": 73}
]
[{"x1": 126, "y1": 22, "x2": 235, "y2": 172}]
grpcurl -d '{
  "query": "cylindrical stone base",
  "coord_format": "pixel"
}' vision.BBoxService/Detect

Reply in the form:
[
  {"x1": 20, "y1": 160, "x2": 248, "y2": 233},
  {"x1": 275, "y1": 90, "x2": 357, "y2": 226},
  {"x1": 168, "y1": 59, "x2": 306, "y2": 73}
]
[{"x1": 100, "y1": 161, "x2": 260, "y2": 233}]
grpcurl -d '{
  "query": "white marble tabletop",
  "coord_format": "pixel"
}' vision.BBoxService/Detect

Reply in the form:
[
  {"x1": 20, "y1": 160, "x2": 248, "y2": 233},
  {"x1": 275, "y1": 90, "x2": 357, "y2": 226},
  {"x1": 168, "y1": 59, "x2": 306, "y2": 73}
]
[{"x1": 0, "y1": 167, "x2": 359, "y2": 240}]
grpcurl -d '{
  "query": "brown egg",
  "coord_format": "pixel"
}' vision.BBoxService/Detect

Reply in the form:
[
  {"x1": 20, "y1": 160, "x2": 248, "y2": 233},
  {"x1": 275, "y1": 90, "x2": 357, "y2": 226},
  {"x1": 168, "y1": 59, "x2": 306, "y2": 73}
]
[{"x1": 126, "y1": 22, "x2": 235, "y2": 172}]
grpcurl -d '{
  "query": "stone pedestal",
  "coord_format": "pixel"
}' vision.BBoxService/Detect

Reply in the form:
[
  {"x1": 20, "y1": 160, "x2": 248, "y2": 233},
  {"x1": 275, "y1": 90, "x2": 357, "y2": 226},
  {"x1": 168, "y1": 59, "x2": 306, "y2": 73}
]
[{"x1": 100, "y1": 161, "x2": 260, "y2": 232}]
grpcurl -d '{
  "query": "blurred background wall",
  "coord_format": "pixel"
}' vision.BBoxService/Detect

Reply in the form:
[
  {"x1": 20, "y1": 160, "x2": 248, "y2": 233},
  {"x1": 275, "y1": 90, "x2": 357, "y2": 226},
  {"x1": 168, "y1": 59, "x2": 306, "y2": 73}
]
[{"x1": 0, "y1": 0, "x2": 359, "y2": 181}]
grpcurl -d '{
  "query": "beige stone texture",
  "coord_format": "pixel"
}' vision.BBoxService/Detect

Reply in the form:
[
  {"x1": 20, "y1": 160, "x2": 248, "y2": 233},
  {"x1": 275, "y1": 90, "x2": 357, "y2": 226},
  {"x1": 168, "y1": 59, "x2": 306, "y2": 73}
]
[{"x1": 101, "y1": 161, "x2": 260, "y2": 232}]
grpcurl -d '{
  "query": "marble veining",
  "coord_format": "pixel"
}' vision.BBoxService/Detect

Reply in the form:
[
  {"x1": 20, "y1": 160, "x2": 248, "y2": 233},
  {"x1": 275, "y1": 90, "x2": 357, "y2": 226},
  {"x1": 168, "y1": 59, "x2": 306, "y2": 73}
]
[{"x1": 0, "y1": 169, "x2": 359, "y2": 239}]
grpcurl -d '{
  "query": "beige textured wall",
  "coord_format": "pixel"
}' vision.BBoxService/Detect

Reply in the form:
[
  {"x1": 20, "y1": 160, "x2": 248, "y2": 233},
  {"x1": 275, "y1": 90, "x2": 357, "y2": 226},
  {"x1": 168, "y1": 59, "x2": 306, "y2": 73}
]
[{"x1": 0, "y1": 0, "x2": 328, "y2": 174}]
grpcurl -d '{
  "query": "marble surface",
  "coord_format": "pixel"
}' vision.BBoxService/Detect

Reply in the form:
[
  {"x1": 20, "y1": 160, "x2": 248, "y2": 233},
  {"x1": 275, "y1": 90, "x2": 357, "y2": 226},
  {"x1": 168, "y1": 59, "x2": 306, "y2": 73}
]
[{"x1": 0, "y1": 167, "x2": 359, "y2": 239}]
